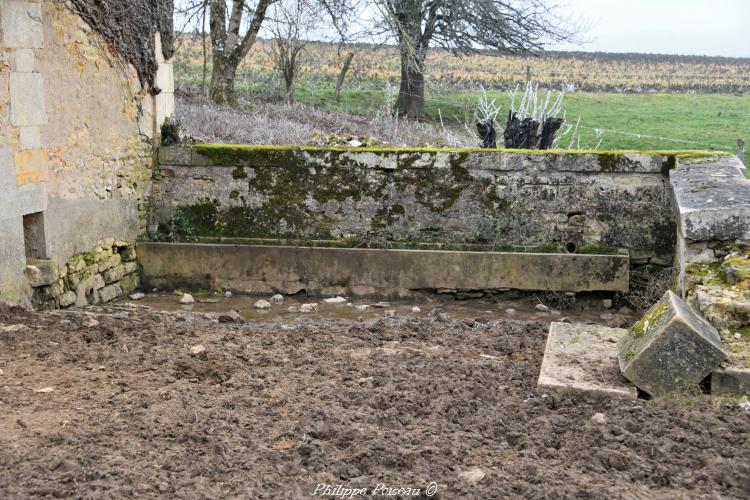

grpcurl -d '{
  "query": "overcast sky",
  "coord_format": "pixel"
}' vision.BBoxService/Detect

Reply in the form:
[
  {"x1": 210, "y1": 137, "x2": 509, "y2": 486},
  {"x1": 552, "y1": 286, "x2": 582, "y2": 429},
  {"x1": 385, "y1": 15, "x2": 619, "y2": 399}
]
[{"x1": 554, "y1": 0, "x2": 750, "y2": 57}]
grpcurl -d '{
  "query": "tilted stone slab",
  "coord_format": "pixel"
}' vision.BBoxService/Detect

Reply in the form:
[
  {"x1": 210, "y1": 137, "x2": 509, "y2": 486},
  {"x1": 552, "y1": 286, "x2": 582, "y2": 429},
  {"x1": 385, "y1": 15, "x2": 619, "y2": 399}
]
[
  {"x1": 618, "y1": 290, "x2": 729, "y2": 397},
  {"x1": 670, "y1": 156, "x2": 750, "y2": 241},
  {"x1": 538, "y1": 322, "x2": 637, "y2": 400}
]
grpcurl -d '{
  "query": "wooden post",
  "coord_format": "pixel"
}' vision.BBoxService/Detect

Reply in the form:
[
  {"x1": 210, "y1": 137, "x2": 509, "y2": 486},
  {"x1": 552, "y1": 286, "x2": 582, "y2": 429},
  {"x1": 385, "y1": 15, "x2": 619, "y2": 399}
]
[
  {"x1": 526, "y1": 65, "x2": 531, "y2": 84},
  {"x1": 737, "y1": 138, "x2": 745, "y2": 160}
]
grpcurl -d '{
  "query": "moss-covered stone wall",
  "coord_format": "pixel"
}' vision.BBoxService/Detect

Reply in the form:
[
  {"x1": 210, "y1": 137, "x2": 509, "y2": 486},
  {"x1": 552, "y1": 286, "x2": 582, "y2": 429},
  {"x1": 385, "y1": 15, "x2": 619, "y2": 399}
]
[{"x1": 153, "y1": 145, "x2": 719, "y2": 265}]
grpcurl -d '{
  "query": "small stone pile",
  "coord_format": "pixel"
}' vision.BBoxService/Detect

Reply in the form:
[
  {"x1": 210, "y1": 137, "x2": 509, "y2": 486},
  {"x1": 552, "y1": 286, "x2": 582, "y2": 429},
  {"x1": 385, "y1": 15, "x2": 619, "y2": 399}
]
[{"x1": 26, "y1": 239, "x2": 140, "y2": 310}]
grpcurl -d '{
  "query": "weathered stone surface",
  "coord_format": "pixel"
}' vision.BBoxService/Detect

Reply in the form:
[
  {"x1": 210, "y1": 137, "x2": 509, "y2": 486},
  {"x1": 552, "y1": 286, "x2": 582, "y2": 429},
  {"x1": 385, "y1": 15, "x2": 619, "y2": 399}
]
[
  {"x1": 121, "y1": 246, "x2": 137, "y2": 262},
  {"x1": 10, "y1": 72, "x2": 47, "y2": 127},
  {"x1": 14, "y1": 149, "x2": 48, "y2": 185},
  {"x1": 1, "y1": 2, "x2": 44, "y2": 48},
  {"x1": 103, "y1": 265, "x2": 125, "y2": 284},
  {"x1": 154, "y1": 147, "x2": 678, "y2": 265},
  {"x1": 119, "y1": 273, "x2": 140, "y2": 295},
  {"x1": 538, "y1": 322, "x2": 637, "y2": 400},
  {"x1": 711, "y1": 367, "x2": 750, "y2": 396},
  {"x1": 618, "y1": 291, "x2": 729, "y2": 396},
  {"x1": 122, "y1": 262, "x2": 139, "y2": 275},
  {"x1": 99, "y1": 284, "x2": 122, "y2": 303},
  {"x1": 98, "y1": 254, "x2": 122, "y2": 273},
  {"x1": 138, "y1": 243, "x2": 630, "y2": 297},
  {"x1": 59, "y1": 291, "x2": 77, "y2": 308},
  {"x1": 24, "y1": 260, "x2": 57, "y2": 287},
  {"x1": 17, "y1": 180, "x2": 47, "y2": 214},
  {"x1": 670, "y1": 156, "x2": 750, "y2": 241}
]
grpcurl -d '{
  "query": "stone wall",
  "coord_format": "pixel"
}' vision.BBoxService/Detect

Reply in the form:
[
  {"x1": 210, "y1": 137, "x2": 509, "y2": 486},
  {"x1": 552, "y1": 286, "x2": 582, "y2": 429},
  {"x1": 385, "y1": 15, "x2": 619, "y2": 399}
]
[
  {"x1": 27, "y1": 239, "x2": 140, "y2": 309},
  {"x1": 155, "y1": 145, "x2": 681, "y2": 265},
  {"x1": 0, "y1": 0, "x2": 173, "y2": 307},
  {"x1": 669, "y1": 155, "x2": 750, "y2": 393}
]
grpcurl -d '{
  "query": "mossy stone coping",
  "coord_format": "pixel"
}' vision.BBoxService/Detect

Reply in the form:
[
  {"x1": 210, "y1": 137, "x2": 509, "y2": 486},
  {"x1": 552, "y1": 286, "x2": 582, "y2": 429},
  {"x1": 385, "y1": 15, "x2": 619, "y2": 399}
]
[{"x1": 160, "y1": 143, "x2": 726, "y2": 168}]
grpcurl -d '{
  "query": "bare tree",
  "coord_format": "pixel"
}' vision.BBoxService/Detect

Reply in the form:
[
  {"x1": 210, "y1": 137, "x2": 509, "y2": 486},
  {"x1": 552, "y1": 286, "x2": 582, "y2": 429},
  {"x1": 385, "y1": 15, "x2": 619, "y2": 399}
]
[
  {"x1": 265, "y1": 0, "x2": 323, "y2": 102},
  {"x1": 208, "y1": 0, "x2": 276, "y2": 104},
  {"x1": 376, "y1": 0, "x2": 583, "y2": 120}
]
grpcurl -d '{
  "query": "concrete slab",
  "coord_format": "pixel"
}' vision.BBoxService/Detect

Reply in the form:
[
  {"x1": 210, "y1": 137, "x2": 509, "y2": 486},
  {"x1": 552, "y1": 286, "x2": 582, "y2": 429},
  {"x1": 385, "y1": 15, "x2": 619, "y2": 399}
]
[
  {"x1": 137, "y1": 243, "x2": 630, "y2": 297},
  {"x1": 537, "y1": 322, "x2": 637, "y2": 400},
  {"x1": 711, "y1": 367, "x2": 750, "y2": 396},
  {"x1": 618, "y1": 291, "x2": 729, "y2": 397}
]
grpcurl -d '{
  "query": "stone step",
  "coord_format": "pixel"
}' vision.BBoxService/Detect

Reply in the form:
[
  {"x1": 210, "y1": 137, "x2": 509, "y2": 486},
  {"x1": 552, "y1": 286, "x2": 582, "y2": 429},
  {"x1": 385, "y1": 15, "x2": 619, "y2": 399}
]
[{"x1": 537, "y1": 322, "x2": 637, "y2": 400}]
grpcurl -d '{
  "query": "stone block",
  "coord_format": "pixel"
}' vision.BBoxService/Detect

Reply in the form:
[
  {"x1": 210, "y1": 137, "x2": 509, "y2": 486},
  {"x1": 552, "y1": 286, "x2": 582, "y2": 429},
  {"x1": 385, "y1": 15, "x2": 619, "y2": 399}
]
[
  {"x1": 99, "y1": 284, "x2": 122, "y2": 303},
  {"x1": 18, "y1": 126, "x2": 41, "y2": 150},
  {"x1": 538, "y1": 322, "x2": 637, "y2": 399},
  {"x1": 670, "y1": 157, "x2": 750, "y2": 241},
  {"x1": 14, "y1": 49, "x2": 35, "y2": 72},
  {"x1": 123, "y1": 261, "x2": 138, "y2": 274},
  {"x1": 14, "y1": 149, "x2": 48, "y2": 185},
  {"x1": 119, "y1": 273, "x2": 140, "y2": 295},
  {"x1": 98, "y1": 254, "x2": 121, "y2": 273},
  {"x1": 17, "y1": 181, "x2": 47, "y2": 214},
  {"x1": 24, "y1": 260, "x2": 57, "y2": 287},
  {"x1": 103, "y1": 265, "x2": 125, "y2": 284},
  {"x1": 120, "y1": 245, "x2": 137, "y2": 262},
  {"x1": 618, "y1": 290, "x2": 729, "y2": 396},
  {"x1": 10, "y1": 72, "x2": 47, "y2": 126},
  {"x1": 59, "y1": 291, "x2": 77, "y2": 308},
  {"x1": 711, "y1": 367, "x2": 750, "y2": 396},
  {"x1": 1, "y1": 2, "x2": 44, "y2": 48}
]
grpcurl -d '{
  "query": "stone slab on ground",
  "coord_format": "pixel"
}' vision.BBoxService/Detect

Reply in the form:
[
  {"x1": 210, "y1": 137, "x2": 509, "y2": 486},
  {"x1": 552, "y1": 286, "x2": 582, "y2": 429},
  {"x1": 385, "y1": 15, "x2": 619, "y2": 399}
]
[
  {"x1": 537, "y1": 322, "x2": 637, "y2": 400},
  {"x1": 711, "y1": 367, "x2": 750, "y2": 396},
  {"x1": 618, "y1": 290, "x2": 729, "y2": 397}
]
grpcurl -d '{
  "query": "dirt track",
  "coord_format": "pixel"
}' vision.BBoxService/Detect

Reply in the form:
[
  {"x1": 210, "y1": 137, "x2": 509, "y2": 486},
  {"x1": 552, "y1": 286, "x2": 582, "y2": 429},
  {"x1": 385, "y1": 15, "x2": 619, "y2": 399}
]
[{"x1": 1, "y1": 303, "x2": 748, "y2": 499}]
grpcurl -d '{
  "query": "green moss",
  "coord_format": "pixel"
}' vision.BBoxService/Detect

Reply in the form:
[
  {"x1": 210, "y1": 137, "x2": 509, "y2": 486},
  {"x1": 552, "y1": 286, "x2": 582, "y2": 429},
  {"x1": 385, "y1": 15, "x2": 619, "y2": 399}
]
[
  {"x1": 576, "y1": 244, "x2": 622, "y2": 255},
  {"x1": 598, "y1": 153, "x2": 617, "y2": 172},
  {"x1": 631, "y1": 301, "x2": 670, "y2": 338},
  {"x1": 372, "y1": 204, "x2": 406, "y2": 229},
  {"x1": 229, "y1": 190, "x2": 240, "y2": 199},
  {"x1": 231, "y1": 167, "x2": 248, "y2": 179}
]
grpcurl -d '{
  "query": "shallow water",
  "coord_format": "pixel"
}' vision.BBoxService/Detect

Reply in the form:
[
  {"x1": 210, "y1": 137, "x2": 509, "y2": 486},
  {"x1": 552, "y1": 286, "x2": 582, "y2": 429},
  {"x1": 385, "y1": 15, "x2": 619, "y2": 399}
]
[{"x1": 128, "y1": 292, "x2": 635, "y2": 326}]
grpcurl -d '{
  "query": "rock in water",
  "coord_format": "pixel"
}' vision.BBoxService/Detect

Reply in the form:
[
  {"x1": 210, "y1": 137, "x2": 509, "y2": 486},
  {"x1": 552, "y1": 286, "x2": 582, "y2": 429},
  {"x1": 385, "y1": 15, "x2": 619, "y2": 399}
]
[
  {"x1": 253, "y1": 299, "x2": 272, "y2": 309},
  {"x1": 129, "y1": 292, "x2": 145, "y2": 300},
  {"x1": 269, "y1": 294, "x2": 284, "y2": 304},
  {"x1": 179, "y1": 293, "x2": 195, "y2": 305},
  {"x1": 300, "y1": 303, "x2": 318, "y2": 313},
  {"x1": 323, "y1": 296, "x2": 347, "y2": 304},
  {"x1": 617, "y1": 290, "x2": 729, "y2": 397}
]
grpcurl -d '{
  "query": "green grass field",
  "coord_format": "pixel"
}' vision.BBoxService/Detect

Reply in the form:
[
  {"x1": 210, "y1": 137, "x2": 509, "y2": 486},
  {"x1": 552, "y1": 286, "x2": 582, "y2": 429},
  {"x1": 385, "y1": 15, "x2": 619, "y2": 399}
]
[{"x1": 291, "y1": 83, "x2": 750, "y2": 165}]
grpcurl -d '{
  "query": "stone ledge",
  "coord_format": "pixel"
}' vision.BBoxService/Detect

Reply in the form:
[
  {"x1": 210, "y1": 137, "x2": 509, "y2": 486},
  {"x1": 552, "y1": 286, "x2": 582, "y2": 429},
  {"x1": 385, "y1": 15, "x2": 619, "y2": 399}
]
[
  {"x1": 670, "y1": 156, "x2": 750, "y2": 241},
  {"x1": 711, "y1": 367, "x2": 750, "y2": 396},
  {"x1": 159, "y1": 145, "x2": 679, "y2": 173}
]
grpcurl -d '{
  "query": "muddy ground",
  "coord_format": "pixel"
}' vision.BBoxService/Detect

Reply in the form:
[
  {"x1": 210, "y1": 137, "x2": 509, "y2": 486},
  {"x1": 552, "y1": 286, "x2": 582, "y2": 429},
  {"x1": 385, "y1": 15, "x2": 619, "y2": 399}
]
[{"x1": 0, "y1": 303, "x2": 748, "y2": 499}]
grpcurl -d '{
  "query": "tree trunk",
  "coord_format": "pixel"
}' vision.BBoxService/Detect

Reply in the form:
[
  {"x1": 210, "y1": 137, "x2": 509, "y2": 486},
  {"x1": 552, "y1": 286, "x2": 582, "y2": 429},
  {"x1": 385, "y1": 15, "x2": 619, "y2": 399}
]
[
  {"x1": 209, "y1": 55, "x2": 238, "y2": 105},
  {"x1": 334, "y1": 52, "x2": 354, "y2": 101},
  {"x1": 394, "y1": 54, "x2": 425, "y2": 120}
]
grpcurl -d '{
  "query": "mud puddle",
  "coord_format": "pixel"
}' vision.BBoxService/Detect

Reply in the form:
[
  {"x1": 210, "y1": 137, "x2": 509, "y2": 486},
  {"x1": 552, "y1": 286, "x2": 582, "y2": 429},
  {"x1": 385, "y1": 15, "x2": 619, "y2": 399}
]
[{"x1": 129, "y1": 292, "x2": 636, "y2": 326}]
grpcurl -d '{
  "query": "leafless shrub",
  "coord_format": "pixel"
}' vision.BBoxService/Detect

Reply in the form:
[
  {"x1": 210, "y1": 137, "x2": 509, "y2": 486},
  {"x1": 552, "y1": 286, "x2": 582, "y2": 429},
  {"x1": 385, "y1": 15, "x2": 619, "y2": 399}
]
[
  {"x1": 620, "y1": 267, "x2": 673, "y2": 312},
  {"x1": 175, "y1": 87, "x2": 477, "y2": 147}
]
